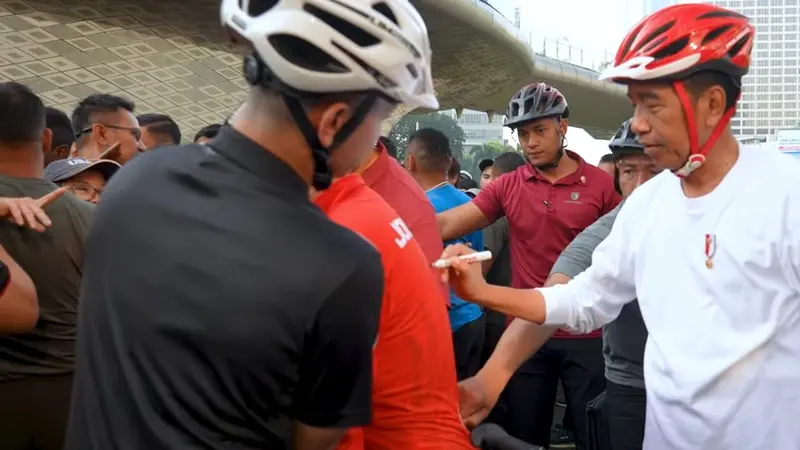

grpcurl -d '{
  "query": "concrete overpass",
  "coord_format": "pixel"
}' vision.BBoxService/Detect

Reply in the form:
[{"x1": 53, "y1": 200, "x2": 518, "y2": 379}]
[
  {"x1": 0, "y1": 0, "x2": 629, "y2": 142},
  {"x1": 411, "y1": 0, "x2": 632, "y2": 138}
]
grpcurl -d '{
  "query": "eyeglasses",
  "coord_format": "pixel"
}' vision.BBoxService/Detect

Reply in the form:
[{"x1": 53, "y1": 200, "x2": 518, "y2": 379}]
[
  {"x1": 64, "y1": 182, "x2": 103, "y2": 202},
  {"x1": 78, "y1": 123, "x2": 142, "y2": 141}
]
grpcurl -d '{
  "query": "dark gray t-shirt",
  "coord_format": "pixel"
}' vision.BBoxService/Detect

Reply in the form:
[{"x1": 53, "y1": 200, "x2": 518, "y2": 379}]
[
  {"x1": 549, "y1": 202, "x2": 647, "y2": 389},
  {"x1": 0, "y1": 175, "x2": 93, "y2": 380},
  {"x1": 483, "y1": 217, "x2": 511, "y2": 287}
]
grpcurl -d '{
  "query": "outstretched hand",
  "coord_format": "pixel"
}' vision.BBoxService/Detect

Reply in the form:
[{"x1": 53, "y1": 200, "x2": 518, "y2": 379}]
[
  {"x1": 437, "y1": 243, "x2": 490, "y2": 302},
  {"x1": 0, "y1": 187, "x2": 68, "y2": 232}
]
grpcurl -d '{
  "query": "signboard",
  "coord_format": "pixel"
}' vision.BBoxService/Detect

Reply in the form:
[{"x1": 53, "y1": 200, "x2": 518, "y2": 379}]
[{"x1": 776, "y1": 129, "x2": 800, "y2": 161}]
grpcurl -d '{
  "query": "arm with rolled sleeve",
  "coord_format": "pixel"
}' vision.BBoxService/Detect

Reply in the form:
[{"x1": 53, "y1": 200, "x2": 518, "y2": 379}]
[{"x1": 539, "y1": 200, "x2": 637, "y2": 333}]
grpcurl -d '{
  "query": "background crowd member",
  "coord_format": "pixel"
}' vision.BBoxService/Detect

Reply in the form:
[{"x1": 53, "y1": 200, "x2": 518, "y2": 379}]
[
  {"x1": 437, "y1": 83, "x2": 619, "y2": 448},
  {"x1": 379, "y1": 136, "x2": 398, "y2": 159},
  {"x1": 552, "y1": 119, "x2": 658, "y2": 450},
  {"x1": 478, "y1": 158, "x2": 494, "y2": 189},
  {"x1": 0, "y1": 244, "x2": 37, "y2": 334},
  {"x1": 71, "y1": 94, "x2": 144, "y2": 164},
  {"x1": 457, "y1": 171, "x2": 478, "y2": 191},
  {"x1": 137, "y1": 113, "x2": 181, "y2": 150},
  {"x1": 447, "y1": 157, "x2": 461, "y2": 186},
  {"x1": 193, "y1": 123, "x2": 221, "y2": 144},
  {"x1": 479, "y1": 151, "x2": 525, "y2": 367},
  {"x1": 44, "y1": 158, "x2": 121, "y2": 205},
  {"x1": 0, "y1": 82, "x2": 94, "y2": 450},
  {"x1": 313, "y1": 144, "x2": 471, "y2": 449},
  {"x1": 597, "y1": 153, "x2": 615, "y2": 178},
  {"x1": 43, "y1": 107, "x2": 74, "y2": 168},
  {"x1": 64, "y1": 0, "x2": 438, "y2": 448},
  {"x1": 407, "y1": 128, "x2": 485, "y2": 380},
  {"x1": 359, "y1": 136, "x2": 443, "y2": 267}
]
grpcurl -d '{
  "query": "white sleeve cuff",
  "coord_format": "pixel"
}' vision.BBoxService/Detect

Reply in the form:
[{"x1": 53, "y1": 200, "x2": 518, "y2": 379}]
[{"x1": 540, "y1": 285, "x2": 570, "y2": 326}]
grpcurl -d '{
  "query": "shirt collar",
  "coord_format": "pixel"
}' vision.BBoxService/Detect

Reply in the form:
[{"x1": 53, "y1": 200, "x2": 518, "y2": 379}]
[
  {"x1": 207, "y1": 125, "x2": 309, "y2": 198},
  {"x1": 522, "y1": 150, "x2": 590, "y2": 186}
]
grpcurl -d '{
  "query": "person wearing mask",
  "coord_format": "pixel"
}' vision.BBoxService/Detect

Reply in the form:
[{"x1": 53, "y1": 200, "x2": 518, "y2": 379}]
[
  {"x1": 597, "y1": 153, "x2": 615, "y2": 178},
  {"x1": 479, "y1": 151, "x2": 525, "y2": 367},
  {"x1": 71, "y1": 94, "x2": 145, "y2": 164},
  {"x1": 43, "y1": 107, "x2": 74, "y2": 168},
  {"x1": 358, "y1": 134, "x2": 443, "y2": 266},
  {"x1": 311, "y1": 137, "x2": 471, "y2": 450},
  {"x1": 193, "y1": 123, "x2": 221, "y2": 144},
  {"x1": 437, "y1": 83, "x2": 619, "y2": 447},
  {"x1": 137, "y1": 113, "x2": 181, "y2": 150},
  {"x1": 0, "y1": 82, "x2": 94, "y2": 450},
  {"x1": 406, "y1": 128, "x2": 485, "y2": 380},
  {"x1": 64, "y1": 1, "x2": 437, "y2": 449},
  {"x1": 43, "y1": 158, "x2": 121, "y2": 204},
  {"x1": 478, "y1": 158, "x2": 494, "y2": 189},
  {"x1": 442, "y1": 5, "x2": 800, "y2": 449}
]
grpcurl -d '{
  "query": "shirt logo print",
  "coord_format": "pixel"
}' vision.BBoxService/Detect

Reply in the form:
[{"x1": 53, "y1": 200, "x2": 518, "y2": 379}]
[{"x1": 570, "y1": 192, "x2": 580, "y2": 201}]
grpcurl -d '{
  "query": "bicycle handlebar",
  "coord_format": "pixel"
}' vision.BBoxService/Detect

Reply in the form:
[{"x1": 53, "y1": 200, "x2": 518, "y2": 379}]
[{"x1": 470, "y1": 423, "x2": 547, "y2": 450}]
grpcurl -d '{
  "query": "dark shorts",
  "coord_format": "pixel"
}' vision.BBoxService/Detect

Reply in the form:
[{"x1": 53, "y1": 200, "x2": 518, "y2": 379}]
[
  {"x1": 0, "y1": 373, "x2": 73, "y2": 450},
  {"x1": 452, "y1": 314, "x2": 486, "y2": 380}
]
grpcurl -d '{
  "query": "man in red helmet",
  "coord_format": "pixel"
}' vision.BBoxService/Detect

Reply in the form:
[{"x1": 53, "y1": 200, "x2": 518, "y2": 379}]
[
  {"x1": 437, "y1": 82, "x2": 620, "y2": 448},
  {"x1": 440, "y1": 4, "x2": 800, "y2": 450}
]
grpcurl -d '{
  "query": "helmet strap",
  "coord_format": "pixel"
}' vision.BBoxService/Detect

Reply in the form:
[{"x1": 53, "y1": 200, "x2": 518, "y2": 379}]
[
  {"x1": 672, "y1": 81, "x2": 737, "y2": 178},
  {"x1": 283, "y1": 94, "x2": 378, "y2": 190}
]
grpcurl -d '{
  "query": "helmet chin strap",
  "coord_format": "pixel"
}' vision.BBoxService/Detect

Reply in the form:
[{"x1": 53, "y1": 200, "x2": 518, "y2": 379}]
[
  {"x1": 672, "y1": 81, "x2": 738, "y2": 178},
  {"x1": 534, "y1": 134, "x2": 567, "y2": 171}
]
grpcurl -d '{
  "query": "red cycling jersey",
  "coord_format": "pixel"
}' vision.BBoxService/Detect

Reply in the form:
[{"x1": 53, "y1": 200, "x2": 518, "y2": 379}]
[{"x1": 314, "y1": 174, "x2": 474, "y2": 450}]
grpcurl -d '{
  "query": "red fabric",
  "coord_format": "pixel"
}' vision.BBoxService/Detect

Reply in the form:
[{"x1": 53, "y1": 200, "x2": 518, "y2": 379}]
[
  {"x1": 315, "y1": 175, "x2": 474, "y2": 450},
  {"x1": 472, "y1": 152, "x2": 620, "y2": 338}
]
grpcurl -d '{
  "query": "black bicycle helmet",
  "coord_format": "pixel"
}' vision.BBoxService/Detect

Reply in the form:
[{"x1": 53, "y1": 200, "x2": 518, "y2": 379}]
[
  {"x1": 608, "y1": 119, "x2": 643, "y2": 157},
  {"x1": 504, "y1": 83, "x2": 570, "y2": 129}
]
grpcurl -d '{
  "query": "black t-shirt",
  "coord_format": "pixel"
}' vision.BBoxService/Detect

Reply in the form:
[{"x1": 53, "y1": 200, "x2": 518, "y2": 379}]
[
  {"x1": 0, "y1": 176, "x2": 93, "y2": 380},
  {"x1": 64, "y1": 127, "x2": 384, "y2": 450}
]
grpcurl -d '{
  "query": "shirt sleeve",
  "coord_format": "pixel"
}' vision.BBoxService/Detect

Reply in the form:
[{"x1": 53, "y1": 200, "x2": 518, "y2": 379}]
[
  {"x1": 292, "y1": 251, "x2": 384, "y2": 428},
  {"x1": 540, "y1": 198, "x2": 637, "y2": 334},
  {"x1": 470, "y1": 228, "x2": 485, "y2": 252},
  {"x1": 551, "y1": 203, "x2": 622, "y2": 278},
  {"x1": 602, "y1": 184, "x2": 623, "y2": 216},
  {"x1": 471, "y1": 174, "x2": 508, "y2": 223}
]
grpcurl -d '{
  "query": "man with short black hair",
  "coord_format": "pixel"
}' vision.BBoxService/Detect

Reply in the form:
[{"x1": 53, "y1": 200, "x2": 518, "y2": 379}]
[
  {"x1": 193, "y1": 123, "x2": 221, "y2": 144},
  {"x1": 598, "y1": 153, "x2": 615, "y2": 178},
  {"x1": 71, "y1": 94, "x2": 144, "y2": 164},
  {"x1": 137, "y1": 113, "x2": 181, "y2": 149},
  {"x1": 378, "y1": 136, "x2": 397, "y2": 159},
  {"x1": 64, "y1": 1, "x2": 437, "y2": 449},
  {"x1": 44, "y1": 107, "x2": 74, "y2": 167},
  {"x1": 406, "y1": 127, "x2": 485, "y2": 380},
  {"x1": 0, "y1": 81, "x2": 94, "y2": 450},
  {"x1": 478, "y1": 158, "x2": 494, "y2": 189}
]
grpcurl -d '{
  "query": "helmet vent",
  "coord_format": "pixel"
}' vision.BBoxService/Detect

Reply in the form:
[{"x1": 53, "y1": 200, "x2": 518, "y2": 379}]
[
  {"x1": 703, "y1": 25, "x2": 731, "y2": 45},
  {"x1": 633, "y1": 21, "x2": 675, "y2": 54},
  {"x1": 406, "y1": 63, "x2": 418, "y2": 79},
  {"x1": 641, "y1": 35, "x2": 667, "y2": 54},
  {"x1": 244, "y1": 0, "x2": 279, "y2": 16},
  {"x1": 619, "y1": 23, "x2": 644, "y2": 60},
  {"x1": 698, "y1": 10, "x2": 746, "y2": 20},
  {"x1": 373, "y1": 2, "x2": 399, "y2": 25},
  {"x1": 651, "y1": 35, "x2": 689, "y2": 60},
  {"x1": 268, "y1": 34, "x2": 349, "y2": 73},
  {"x1": 303, "y1": 3, "x2": 380, "y2": 47},
  {"x1": 728, "y1": 33, "x2": 751, "y2": 59}
]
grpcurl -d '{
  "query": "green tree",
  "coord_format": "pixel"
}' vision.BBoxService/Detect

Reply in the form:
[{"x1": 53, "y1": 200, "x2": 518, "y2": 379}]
[
  {"x1": 463, "y1": 140, "x2": 517, "y2": 178},
  {"x1": 388, "y1": 112, "x2": 465, "y2": 162}
]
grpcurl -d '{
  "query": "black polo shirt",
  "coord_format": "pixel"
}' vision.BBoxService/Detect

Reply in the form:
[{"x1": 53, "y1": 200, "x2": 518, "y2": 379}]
[{"x1": 64, "y1": 126, "x2": 384, "y2": 450}]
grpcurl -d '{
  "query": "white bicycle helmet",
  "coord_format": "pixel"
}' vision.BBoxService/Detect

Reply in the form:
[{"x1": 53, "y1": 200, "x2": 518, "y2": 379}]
[{"x1": 220, "y1": 0, "x2": 438, "y2": 110}]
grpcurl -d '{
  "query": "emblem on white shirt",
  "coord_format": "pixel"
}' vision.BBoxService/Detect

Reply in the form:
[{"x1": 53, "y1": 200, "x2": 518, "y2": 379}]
[{"x1": 705, "y1": 233, "x2": 716, "y2": 269}]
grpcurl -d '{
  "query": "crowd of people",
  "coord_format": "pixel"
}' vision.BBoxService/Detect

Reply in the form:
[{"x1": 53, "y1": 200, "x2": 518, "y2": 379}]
[{"x1": 0, "y1": 1, "x2": 798, "y2": 450}]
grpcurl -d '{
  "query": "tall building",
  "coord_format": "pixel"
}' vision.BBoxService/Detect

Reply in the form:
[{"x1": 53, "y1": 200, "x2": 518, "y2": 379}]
[
  {"x1": 709, "y1": 0, "x2": 800, "y2": 139},
  {"x1": 441, "y1": 109, "x2": 506, "y2": 150}
]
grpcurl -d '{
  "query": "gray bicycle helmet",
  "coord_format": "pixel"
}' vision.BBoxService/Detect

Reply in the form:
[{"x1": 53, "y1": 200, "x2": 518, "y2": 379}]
[
  {"x1": 608, "y1": 119, "x2": 643, "y2": 156},
  {"x1": 504, "y1": 83, "x2": 570, "y2": 129}
]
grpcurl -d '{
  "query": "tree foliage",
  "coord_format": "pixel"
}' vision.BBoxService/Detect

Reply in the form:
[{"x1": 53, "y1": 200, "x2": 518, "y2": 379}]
[{"x1": 388, "y1": 112, "x2": 466, "y2": 162}]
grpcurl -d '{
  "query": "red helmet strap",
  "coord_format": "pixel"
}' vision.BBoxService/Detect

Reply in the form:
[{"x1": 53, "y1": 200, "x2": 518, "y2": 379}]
[{"x1": 672, "y1": 81, "x2": 738, "y2": 178}]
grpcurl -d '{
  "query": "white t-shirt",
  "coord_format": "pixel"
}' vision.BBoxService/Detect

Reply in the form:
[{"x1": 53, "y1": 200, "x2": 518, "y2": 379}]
[{"x1": 542, "y1": 145, "x2": 800, "y2": 449}]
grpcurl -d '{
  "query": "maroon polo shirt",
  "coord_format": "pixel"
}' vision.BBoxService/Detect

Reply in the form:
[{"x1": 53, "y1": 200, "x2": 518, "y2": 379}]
[{"x1": 472, "y1": 151, "x2": 620, "y2": 338}]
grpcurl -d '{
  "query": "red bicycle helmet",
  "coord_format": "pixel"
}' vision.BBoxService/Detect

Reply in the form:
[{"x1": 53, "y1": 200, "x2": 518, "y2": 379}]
[{"x1": 599, "y1": 4, "x2": 754, "y2": 177}]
